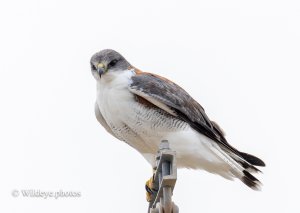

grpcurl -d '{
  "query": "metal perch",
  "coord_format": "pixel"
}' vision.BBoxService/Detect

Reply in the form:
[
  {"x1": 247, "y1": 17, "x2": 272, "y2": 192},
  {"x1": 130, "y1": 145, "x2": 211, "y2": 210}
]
[{"x1": 148, "y1": 140, "x2": 179, "y2": 213}]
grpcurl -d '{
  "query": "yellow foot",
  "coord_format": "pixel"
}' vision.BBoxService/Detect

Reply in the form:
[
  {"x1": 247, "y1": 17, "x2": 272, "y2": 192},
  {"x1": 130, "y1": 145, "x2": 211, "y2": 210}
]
[{"x1": 145, "y1": 175, "x2": 156, "y2": 202}]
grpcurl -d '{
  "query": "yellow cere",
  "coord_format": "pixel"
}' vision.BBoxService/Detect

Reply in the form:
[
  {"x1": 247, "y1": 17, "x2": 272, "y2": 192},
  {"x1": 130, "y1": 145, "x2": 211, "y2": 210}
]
[{"x1": 97, "y1": 63, "x2": 105, "y2": 69}]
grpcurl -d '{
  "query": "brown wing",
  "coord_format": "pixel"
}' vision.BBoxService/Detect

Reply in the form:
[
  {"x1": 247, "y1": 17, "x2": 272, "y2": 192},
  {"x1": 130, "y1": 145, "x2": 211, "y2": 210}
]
[{"x1": 129, "y1": 71, "x2": 265, "y2": 167}]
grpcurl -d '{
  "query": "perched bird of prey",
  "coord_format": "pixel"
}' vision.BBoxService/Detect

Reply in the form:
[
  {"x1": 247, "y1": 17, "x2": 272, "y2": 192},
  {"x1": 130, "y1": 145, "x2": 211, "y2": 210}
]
[{"x1": 90, "y1": 49, "x2": 265, "y2": 192}]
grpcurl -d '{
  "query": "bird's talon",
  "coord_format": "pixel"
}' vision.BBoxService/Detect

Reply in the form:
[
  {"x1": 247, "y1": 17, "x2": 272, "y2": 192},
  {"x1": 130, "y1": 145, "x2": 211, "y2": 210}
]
[{"x1": 145, "y1": 176, "x2": 157, "y2": 202}]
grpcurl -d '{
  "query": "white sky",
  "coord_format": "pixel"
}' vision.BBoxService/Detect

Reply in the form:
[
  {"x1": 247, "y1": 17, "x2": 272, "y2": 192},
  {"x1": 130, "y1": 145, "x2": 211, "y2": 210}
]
[{"x1": 0, "y1": 0, "x2": 299, "y2": 212}]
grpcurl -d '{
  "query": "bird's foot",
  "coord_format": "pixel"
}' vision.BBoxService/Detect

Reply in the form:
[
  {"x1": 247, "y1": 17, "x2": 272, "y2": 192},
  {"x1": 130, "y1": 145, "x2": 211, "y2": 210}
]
[{"x1": 145, "y1": 175, "x2": 157, "y2": 202}]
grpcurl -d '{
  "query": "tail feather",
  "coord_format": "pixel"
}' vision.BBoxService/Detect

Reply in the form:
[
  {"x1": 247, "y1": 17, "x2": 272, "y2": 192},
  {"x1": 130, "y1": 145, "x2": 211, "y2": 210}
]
[
  {"x1": 225, "y1": 150, "x2": 263, "y2": 174},
  {"x1": 236, "y1": 159, "x2": 262, "y2": 173},
  {"x1": 241, "y1": 170, "x2": 262, "y2": 190},
  {"x1": 239, "y1": 152, "x2": 266, "y2": 167},
  {"x1": 208, "y1": 143, "x2": 263, "y2": 190}
]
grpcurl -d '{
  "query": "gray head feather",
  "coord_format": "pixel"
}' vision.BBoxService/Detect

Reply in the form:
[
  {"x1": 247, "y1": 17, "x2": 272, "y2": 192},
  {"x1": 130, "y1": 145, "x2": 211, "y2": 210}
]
[{"x1": 90, "y1": 49, "x2": 131, "y2": 79}]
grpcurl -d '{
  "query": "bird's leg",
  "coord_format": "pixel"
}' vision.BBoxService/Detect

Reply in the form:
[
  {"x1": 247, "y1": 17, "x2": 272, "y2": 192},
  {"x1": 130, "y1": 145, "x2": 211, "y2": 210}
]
[{"x1": 145, "y1": 168, "x2": 157, "y2": 202}]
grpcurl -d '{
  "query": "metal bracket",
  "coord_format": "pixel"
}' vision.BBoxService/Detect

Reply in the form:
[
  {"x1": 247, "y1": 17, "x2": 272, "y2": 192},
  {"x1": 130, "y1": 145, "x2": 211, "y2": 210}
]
[{"x1": 148, "y1": 140, "x2": 179, "y2": 213}]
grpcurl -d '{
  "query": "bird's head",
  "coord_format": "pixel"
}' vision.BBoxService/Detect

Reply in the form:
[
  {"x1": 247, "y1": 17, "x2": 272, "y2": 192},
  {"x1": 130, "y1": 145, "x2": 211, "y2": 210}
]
[{"x1": 90, "y1": 49, "x2": 131, "y2": 80}]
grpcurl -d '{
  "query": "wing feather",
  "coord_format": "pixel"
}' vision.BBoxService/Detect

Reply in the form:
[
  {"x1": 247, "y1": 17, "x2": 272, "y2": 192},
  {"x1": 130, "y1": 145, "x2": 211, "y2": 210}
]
[{"x1": 129, "y1": 72, "x2": 265, "y2": 168}]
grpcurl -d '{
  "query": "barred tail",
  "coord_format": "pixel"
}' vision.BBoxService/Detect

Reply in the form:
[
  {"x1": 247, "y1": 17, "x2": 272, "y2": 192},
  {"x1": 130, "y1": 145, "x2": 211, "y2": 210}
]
[{"x1": 209, "y1": 143, "x2": 263, "y2": 190}]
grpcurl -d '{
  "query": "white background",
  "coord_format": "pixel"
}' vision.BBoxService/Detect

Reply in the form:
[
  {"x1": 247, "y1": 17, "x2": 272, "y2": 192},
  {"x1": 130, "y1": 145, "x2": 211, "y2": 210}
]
[{"x1": 0, "y1": 0, "x2": 299, "y2": 212}]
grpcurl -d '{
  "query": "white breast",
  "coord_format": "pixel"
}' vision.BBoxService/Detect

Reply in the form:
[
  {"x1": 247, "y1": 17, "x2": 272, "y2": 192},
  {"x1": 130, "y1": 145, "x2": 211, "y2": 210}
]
[
  {"x1": 96, "y1": 70, "x2": 134, "y2": 133},
  {"x1": 96, "y1": 70, "x2": 155, "y2": 152}
]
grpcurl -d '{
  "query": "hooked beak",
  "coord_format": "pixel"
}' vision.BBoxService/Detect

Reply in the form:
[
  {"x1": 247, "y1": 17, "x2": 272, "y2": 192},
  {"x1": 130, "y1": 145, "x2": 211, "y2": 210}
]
[{"x1": 97, "y1": 63, "x2": 106, "y2": 77}]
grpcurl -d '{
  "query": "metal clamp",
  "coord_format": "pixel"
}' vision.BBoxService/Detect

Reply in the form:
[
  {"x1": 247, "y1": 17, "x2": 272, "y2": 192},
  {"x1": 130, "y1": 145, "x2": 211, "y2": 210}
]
[{"x1": 148, "y1": 140, "x2": 179, "y2": 213}]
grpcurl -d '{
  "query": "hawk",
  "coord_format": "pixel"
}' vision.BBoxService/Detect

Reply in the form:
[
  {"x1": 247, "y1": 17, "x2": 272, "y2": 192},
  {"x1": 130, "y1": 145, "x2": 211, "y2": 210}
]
[{"x1": 90, "y1": 49, "x2": 265, "y2": 194}]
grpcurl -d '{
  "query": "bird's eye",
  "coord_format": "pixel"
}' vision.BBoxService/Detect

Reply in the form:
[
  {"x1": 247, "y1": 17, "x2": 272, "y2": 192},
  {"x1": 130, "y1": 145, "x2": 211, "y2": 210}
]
[
  {"x1": 108, "y1": 59, "x2": 118, "y2": 68},
  {"x1": 91, "y1": 64, "x2": 97, "y2": 71}
]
